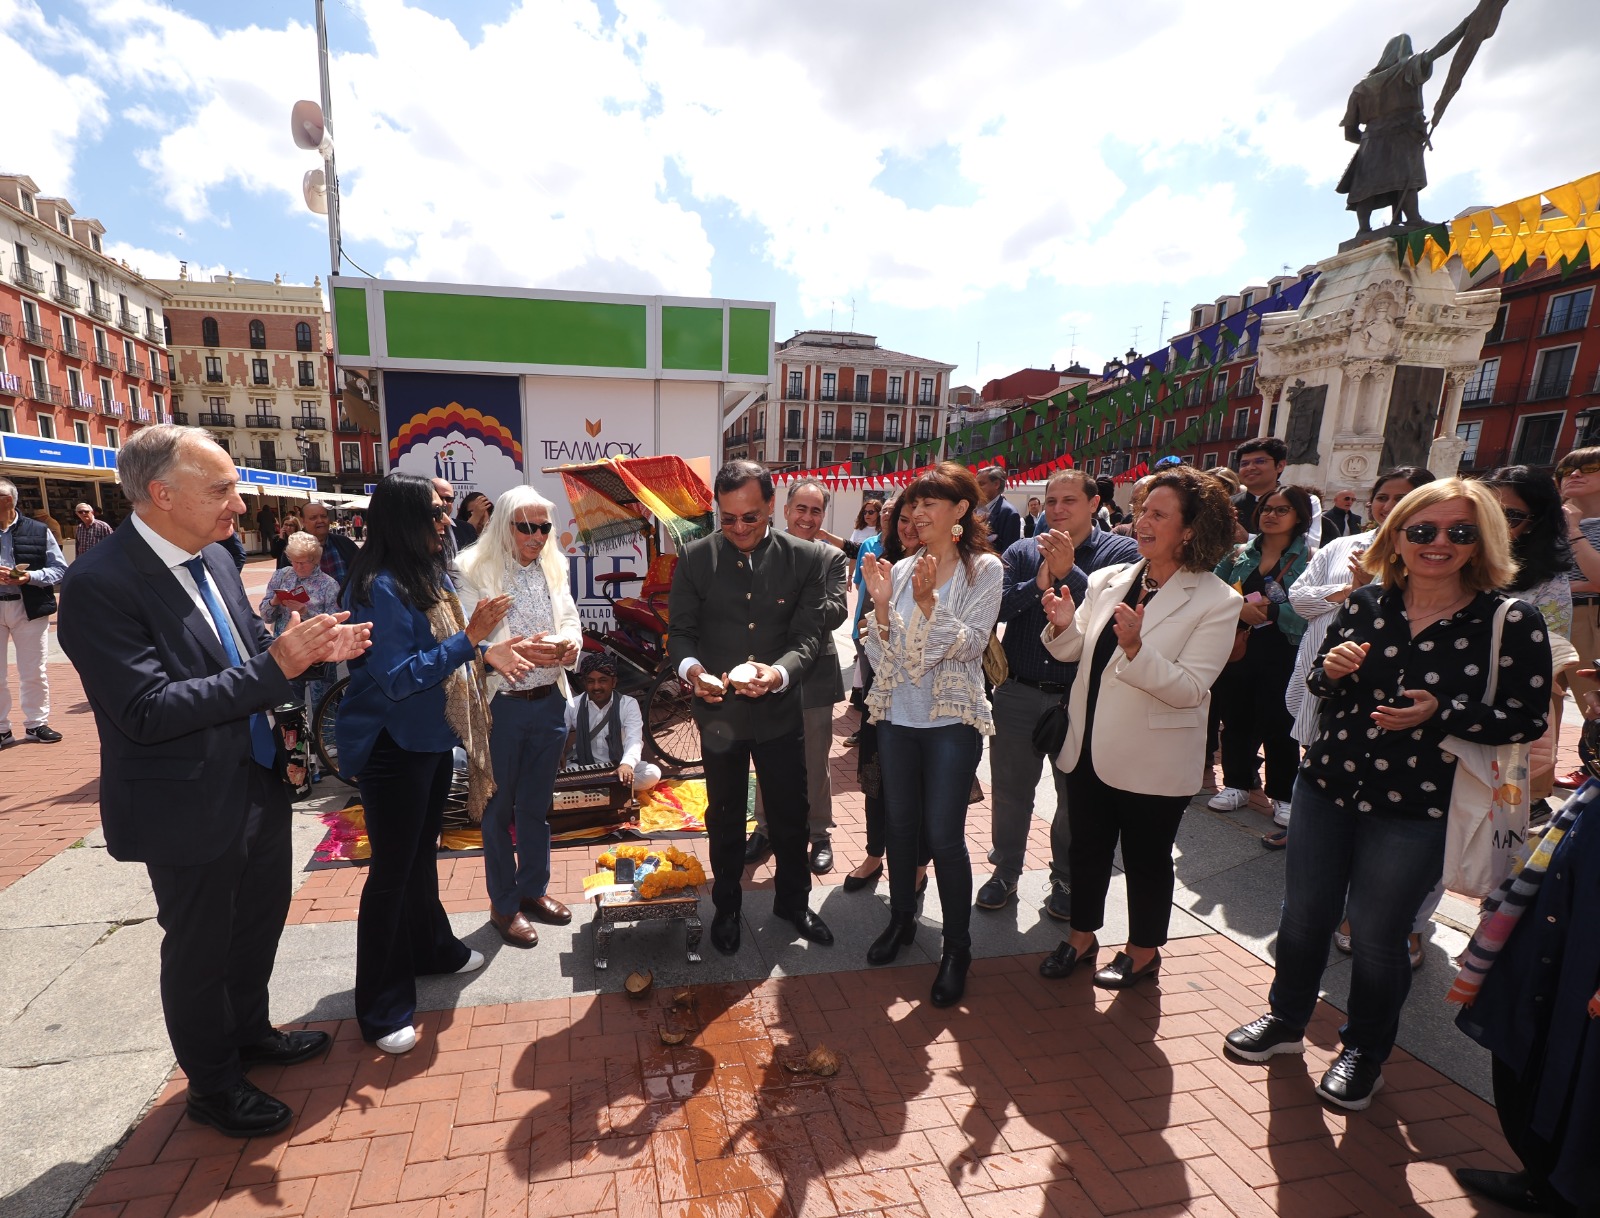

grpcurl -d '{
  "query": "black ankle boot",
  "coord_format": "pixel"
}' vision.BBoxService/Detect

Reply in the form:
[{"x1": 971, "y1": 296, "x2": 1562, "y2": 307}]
[
  {"x1": 866, "y1": 912, "x2": 917, "y2": 965},
  {"x1": 930, "y1": 949, "x2": 972, "y2": 1007}
]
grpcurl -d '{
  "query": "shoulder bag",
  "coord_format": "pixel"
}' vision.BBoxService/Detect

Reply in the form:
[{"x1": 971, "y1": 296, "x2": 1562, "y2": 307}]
[{"x1": 1440, "y1": 597, "x2": 1531, "y2": 899}]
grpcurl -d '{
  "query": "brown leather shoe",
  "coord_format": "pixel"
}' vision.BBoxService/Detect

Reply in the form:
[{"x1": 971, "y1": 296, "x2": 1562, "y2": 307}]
[
  {"x1": 490, "y1": 908, "x2": 539, "y2": 947},
  {"x1": 521, "y1": 895, "x2": 572, "y2": 926}
]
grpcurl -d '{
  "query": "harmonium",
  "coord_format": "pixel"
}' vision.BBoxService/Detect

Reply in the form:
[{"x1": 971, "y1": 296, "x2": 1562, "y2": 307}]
[{"x1": 549, "y1": 763, "x2": 633, "y2": 835}]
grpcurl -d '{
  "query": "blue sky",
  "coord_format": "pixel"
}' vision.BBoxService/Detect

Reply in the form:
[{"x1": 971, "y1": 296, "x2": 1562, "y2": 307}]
[{"x1": 8, "y1": 0, "x2": 1596, "y2": 389}]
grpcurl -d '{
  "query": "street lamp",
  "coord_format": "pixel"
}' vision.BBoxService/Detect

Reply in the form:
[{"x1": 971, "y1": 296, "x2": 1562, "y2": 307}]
[{"x1": 295, "y1": 430, "x2": 313, "y2": 475}]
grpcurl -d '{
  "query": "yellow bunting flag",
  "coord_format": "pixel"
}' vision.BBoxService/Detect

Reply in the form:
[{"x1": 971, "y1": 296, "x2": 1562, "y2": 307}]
[
  {"x1": 1546, "y1": 180, "x2": 1585, "y2": 221},
  {"x1": 1577, "y1": 172, "x2": 1600, "y2": 216}
]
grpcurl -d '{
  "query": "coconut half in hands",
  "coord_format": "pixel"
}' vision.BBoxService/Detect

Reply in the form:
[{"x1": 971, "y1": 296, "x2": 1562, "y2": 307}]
[{"x1": 727, "y1": 662, "x2": 759, "y2": 686}]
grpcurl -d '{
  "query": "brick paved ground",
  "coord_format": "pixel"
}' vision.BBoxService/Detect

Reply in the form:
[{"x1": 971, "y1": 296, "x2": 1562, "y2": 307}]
[{"x1": 75, "y1": 937, "x2": 1522, "y2": 1218}]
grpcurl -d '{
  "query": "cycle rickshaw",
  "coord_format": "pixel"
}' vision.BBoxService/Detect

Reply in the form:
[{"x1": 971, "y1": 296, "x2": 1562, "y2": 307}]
[{"x1": 310, "y1": 454, "x2": 710, "y2": 776}]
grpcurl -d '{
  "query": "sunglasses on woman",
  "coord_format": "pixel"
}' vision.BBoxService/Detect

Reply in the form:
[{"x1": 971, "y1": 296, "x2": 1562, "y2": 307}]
[
  {"x1": 1401, "y1": 522, "x2": 1480, "y2": 545},
  {"x1": 1502, "y1": 508, "x2": 1535, "y2": 527},
  {"x1": 430, "y1": 506, "x2": 448, "y2": 521},
  {"x1": 1560, "y1": 461, "x2": 1600, "y2": 480},
  {"x1": 512, "y1": 520, "x2": 554, "y2": 535}
]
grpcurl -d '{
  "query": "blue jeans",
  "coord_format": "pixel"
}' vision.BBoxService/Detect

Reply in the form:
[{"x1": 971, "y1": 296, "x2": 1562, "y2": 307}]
[
  {"x1": 482, "y1": 691, "x2": 568, "y2": 915},
  {"x1": 878, "y1": 722, "x2": 981, "y2": 951},
  {"x1": 1268, "y1": 780, "x2": 1447, "y2": 1060}
]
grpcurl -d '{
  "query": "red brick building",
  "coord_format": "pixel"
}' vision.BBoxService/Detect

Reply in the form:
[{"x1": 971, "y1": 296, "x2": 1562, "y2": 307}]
[
  {"x1": 1454, "y1": 260, "x2": 1599, "y2": 472},
  {"x1": 0, "y1": 173, "x2": 172, "y2": 524},
  {"x1": 725, "y1": 330, "x2": 956, "y2": 470}
]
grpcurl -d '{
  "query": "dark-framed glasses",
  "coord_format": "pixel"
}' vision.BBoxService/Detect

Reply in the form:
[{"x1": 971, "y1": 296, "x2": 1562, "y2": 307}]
[
  {"x1": 513, "y1": 520, "x2": 553, "y2": 535},
  {"x1": 430, "y1": 506, "x2": 448, "y2": 521},
  {"x1": 1502, "y1": 508, "x2": 1535, "y2": 527},
  {"x1": 1560, "y1": 461, "x2": 1600, "y2": 480},
  {"x1": 1257, "y1": 504, "x2": 1295, "y2": 518},
  {"x1": 1402, "y1": 522, "x2": 1480, "y2": 545},
  {"x1": 720, "y1": 512, "x2": 765, "y2": 527}
]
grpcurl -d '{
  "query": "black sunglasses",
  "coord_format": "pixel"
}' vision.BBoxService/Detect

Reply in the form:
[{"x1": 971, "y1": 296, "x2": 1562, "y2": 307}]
[
  {"x1": 513, "y1": 520, "x2": 553, "y2": 535},
  {"x1": 430, "y1": 506, "x2": 448, "y2": 521},
  {"x1": 1502, "y1": 508, "x2": 1534, "y2": 527},
  {"x1": 1402, "y1": 522, "x2": 1480, "y2": 545},
  {"x1": 720, "y1": 512, "x2": 765, "y2": 527}
]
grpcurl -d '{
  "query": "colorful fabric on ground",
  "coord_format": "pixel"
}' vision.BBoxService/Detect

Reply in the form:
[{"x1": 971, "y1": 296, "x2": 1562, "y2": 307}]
[
  {"x1": 1446, "y1": 778, "x2": 1600, "y2": 1006},
  {"x1": 637, "y1": 779, "x2": 710, "y2": 834}
]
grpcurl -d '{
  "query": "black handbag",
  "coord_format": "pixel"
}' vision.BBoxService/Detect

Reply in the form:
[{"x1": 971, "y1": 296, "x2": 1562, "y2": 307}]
[{"x1": 1031, "y1": 699, "x2": 1069, "y2": 757}]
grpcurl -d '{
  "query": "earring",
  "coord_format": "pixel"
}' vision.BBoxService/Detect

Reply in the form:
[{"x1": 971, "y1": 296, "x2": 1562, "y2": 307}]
[{"x1": 951, "y1": 523, "x2": 964, "y2": 540}]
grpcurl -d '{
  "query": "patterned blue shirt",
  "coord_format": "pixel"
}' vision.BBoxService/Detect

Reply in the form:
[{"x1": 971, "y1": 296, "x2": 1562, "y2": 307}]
[{"x1": 997, "y1": 527, "x2": 1140, "y2": 685}]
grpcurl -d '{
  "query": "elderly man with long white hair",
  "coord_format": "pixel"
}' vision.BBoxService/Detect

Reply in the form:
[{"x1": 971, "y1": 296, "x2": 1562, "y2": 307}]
[{"x1": 457, "y1": 486, "x2": 582, "y2": 948}]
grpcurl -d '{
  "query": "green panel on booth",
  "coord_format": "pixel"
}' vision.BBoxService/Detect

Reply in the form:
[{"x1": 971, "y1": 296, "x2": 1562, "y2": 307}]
[
  {"x1": 728, "y1": 307, "x2": 770, "y2": 376},
  {"x1": 334, "y1": 287, "x2": 370, "y2": 357},
  {"x1": 383, "y1": 292, "x2": 649, "y2": 368},
  {"x1": 661, "y1": 306, "x2": 724, "y2": 371}
]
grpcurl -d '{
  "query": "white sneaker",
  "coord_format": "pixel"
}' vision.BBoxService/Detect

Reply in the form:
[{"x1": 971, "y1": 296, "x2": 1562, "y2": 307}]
[
  {"x1": 376, "y1": 1026, "x2": 418, "y2": 1054},
  {"x1": 456, "y1": 949, "x2": 485, "y2": 974},
  {"x1": 1208, "y1": 787, "x2": 1250, "y2": 811},
  {"x1": 1271, "y1": 799, "x2": 1293, "y2": 826}
]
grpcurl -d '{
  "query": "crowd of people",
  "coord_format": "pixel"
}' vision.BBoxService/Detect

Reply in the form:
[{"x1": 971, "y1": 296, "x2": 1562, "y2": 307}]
[{"x1": 42, "y1": 422, "x2": 1598, "y2": 1212}]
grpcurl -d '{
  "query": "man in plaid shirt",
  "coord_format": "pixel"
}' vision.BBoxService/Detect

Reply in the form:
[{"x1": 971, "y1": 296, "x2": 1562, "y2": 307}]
[{"x1": 73, "y1": 504, "x2": 113, "y2": 557}]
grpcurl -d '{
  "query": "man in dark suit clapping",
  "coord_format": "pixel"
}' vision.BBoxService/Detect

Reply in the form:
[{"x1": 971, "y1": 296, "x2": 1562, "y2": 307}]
[
  {"x1": 668, "y1": 460, "x2": 833, "y2": 955},
  {"x1": 58, "y1": 425, "x2": 370, "y2": 1138}
]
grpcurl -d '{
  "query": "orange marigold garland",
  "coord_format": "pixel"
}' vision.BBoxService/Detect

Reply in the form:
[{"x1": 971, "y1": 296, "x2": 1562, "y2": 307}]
[{"x1": 592, "y1": 844, "x2": 706, "y2": 898}]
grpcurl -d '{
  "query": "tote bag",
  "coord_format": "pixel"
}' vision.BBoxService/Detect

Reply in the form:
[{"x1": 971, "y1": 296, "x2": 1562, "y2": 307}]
[{"x1": 1440, "y1": 598, "x2": 1531, "y2": 899}]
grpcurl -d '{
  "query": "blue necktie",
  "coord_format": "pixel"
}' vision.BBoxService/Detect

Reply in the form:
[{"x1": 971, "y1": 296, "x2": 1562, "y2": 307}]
[{"x1": 181, "y1": 556, "x2": 278, "y2": 770}]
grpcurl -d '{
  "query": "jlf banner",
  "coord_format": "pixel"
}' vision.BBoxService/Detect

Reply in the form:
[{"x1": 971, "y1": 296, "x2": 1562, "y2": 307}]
[{"x1": 384, "y1": 372, "x2": 525, "y2": 507}]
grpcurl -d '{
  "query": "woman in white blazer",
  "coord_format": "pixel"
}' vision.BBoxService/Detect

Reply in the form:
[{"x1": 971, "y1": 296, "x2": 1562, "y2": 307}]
[
  {"x1": 1037, "y1": 466, "x2": 1241, "y2": 990},
  {"x1": 456, "y1": 485, "x2": 583, "y2": 948}
]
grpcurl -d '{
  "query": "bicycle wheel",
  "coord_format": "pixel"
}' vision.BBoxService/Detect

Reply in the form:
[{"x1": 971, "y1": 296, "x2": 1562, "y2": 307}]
[
  {"x1": 312, "y1": 675, "x2": 350, "y2": 778},
  {"x1": 643, "y1": 665, "x2": 701, "y2": 768}
]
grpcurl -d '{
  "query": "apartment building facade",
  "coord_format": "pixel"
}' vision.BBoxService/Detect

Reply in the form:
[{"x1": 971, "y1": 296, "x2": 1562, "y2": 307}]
[
  {"x1": 724, "y1": 330, "x2": 956, "y2": 470},
  {"x1": 0, "y1": 173, "x2": 171, "y2": 523},
  {"x1": 157, "y1": 271, "x2": 380, "y2": 493},
  {"x1": 1454, "y1": 260, "x2": 1599, "y2": 472}
]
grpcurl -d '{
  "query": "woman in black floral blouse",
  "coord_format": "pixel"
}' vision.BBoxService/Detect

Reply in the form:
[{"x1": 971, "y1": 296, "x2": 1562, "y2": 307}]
[{"x1": 1223, "y1": 478, "x2": 1550, "y2": 1112}]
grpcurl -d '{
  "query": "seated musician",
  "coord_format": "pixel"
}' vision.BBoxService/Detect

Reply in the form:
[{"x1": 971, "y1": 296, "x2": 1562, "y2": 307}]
[{"x1": 562, "y1": 652, "x2": 662, "y2": 792}]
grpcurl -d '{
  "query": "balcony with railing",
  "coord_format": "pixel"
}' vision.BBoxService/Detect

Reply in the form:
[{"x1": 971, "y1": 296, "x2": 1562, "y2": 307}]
[
  {"x1": 303, "y1": 458, "x2": 331, "y2": 473},
  {"x1": 336, "y1": 416, "x2": 362, "y2": 433},
  {"x1": 11, "y1": 264, "x2": 44, "y2": 293},
  {"x1": 150, "y1": 366, "x2": 168, "y2": 387},
  {"x1": 29, "y1": 381, "x2": 64, "y2": 407},
  {"x1": 22, "y1": 322, "x2": 52, "y2": 348},
  {"x1": 170, "y1": 411, "x2": 189, "y2": 425},
  {"x1": 94, "y1": 346, "x2": 116, "y2": 370},
  {"x1": 205, "y1": 369, "x2": 224, "y2": 383},
  {"x1": 241, "y1": 456, "x2": 288, "y2": 471},
  {"x1": 51, "y1": 280, "x2": 80, "y2": 308},
  {"x1": 58, "y1": 334, "x2": 85, "y2": 359},
  {"x1": 0, "y1": 313, "x2": 10, "y2": 337},
  {"x1": 749, "y1": 427, "x2": 766, "y2": 441},
  {"x1": 87, "y1": 298, "x2": 112, "y2": 323},
  {"x1": 63, "y1": 390, "x2": 93, "y2": 412},
  {"x1": 125, "y1": 357, "x2": 147, "y2": 380},
  {"x1": 98, "y1": 395, "x2": 125, "y2": 418},
  {"x1": 293, "y1": 415, "x2": 327, "y2": 430},
  {"x1": 244, "y1": 413, "x2": 282, "y2": 429},
  {"x1": 146, "y1": 321, "x2": 165, "y2": 345},
  {"x1": 117, "y1": 310, "x2": 139, "y2": 331},
  {"x1": 198, "y1": 411, "x2": 236, "y2": 427}
]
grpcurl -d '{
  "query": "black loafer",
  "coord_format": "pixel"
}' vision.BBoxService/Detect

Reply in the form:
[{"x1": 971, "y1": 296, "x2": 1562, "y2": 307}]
[
  {"x1": 237, "y1": 1028, "x2": 331, "y2": 1069},
  {"x1": 973, "y1": 877, "x2": 1016, "y2": 910},
  {"x1": 1092, "y1": 950, "x2": 1161, "y2": 991},
  {"x1": 808, "y1": 839, "x2": 834, "y2": 875},
  {"x1": 1453, "y1": 1169, "x2": 1551, "y2": 1213},
  {"x1": 710, "y1": 911, "x2": 741, "y2": 955},
  {"x1": 743, "y1": 831, "x2": 771, "y2": 864},
  {"x1": 774, "y1": 907, "x2": 833, "y2": 945},
  {"x1": 186, "y1": 1080, "x2": 293, "y2": 1138},
  {"x1": 1039, "y1": 939, "x2": 1098, "y2": 980},
  {"x1": 840, "y1": 861, "x2": 883, "y2": 892}
]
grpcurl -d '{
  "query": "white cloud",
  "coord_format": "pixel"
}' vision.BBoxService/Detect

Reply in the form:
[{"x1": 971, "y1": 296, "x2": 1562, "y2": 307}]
[
  {"x1": 0, "y1": 1, "x2": 111, "y2": 191},
  {"x1": 15, "y1": 0, "x2": 1598, "y2": 350},
  {"x1": 100, "y1": 239, "x2": 230, "y2": 284}
]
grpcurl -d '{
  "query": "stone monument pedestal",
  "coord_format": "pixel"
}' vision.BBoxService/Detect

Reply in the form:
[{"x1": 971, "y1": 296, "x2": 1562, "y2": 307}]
[{"x1": 1255, "y1": 241, "x2": 1499, "y2": 494}]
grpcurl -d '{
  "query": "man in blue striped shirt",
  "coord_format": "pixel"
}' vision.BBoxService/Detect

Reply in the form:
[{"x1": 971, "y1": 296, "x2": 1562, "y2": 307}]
[{"x1": 977, "y1": 469, "x2": 1140, "y2": 916}]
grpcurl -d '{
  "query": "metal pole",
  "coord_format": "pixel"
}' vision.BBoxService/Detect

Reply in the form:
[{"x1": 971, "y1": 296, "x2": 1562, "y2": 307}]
[{"x1": 315, "y1": 0, "x2": 341, "y2": 280}]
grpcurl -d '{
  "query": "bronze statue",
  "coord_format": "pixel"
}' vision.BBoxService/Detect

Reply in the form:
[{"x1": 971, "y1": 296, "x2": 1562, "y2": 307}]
[{"x1": 1337, "y1": 0, "x2": 1509, "y2": 236}]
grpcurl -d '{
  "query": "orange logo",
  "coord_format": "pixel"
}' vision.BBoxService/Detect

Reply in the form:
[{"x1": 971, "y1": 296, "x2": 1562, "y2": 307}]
[{"x1": 585, "y1": 418, "x2": 602, "y2": 437}]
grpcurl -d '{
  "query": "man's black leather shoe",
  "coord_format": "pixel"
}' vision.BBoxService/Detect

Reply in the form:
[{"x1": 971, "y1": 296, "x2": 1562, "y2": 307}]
[
  {"x1": 1453, "y1": 1169, "x2": 1551, "y2": 1213},
  {"x1": 930, "y1": 949, "x2": 972, "y2": 1008},
  {"x1": 1316, "y1": 1046, "x2": 1384, "y2": 1111},
  {"x1": 808, "y1": 839, "x2": 834, "y2": 875},
  {"x1": 743, "y1": 831, "x2": 771, "y2": 864},
  {"x1": 710, "y1": 911, "x2": 741, "y2": 955},
  {"x1": 774, "y1": 907, "x2": 833, "y2": 945},
  {"x1": 186, "y1": 1080, "x2": 293, "y2": 1138},
  {"x1": 237, "y1": 1028, "x2": 331, "y2": 1070}
]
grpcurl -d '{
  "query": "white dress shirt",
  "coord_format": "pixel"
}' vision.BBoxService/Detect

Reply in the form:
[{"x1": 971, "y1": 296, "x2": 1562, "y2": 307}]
[
  {"x1": 131, "y1": 512, "x2": 252, "y2": 658},
  {"x1": 564, "y1": 692, "x2": 644, "y2": 769}
]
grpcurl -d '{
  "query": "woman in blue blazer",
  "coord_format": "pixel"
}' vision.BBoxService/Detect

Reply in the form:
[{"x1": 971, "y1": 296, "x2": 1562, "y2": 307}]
[{"x1": 339, "y1": 473, "x2": 536, "y2": 1054}]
